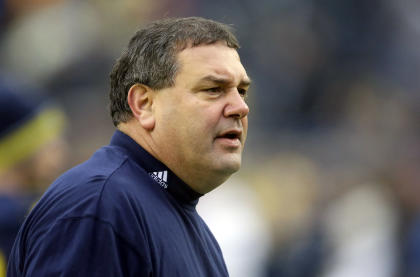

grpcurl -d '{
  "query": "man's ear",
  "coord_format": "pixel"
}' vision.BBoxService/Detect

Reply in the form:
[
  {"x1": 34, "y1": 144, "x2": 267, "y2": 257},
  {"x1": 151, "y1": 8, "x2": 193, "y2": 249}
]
[{"x1": 127, "y1": 84, "x2": 155, "y2": 130}]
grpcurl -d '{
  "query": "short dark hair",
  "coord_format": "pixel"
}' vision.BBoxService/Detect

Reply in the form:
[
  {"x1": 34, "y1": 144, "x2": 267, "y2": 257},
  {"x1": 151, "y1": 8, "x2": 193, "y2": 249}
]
[{"x1": 109, "y1": 17, "x2": 240, "y2": 127}]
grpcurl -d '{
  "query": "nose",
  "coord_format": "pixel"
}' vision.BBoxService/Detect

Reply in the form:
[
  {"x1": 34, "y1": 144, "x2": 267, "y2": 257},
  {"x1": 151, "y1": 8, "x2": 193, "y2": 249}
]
[{"x1": 223, "y1": 89, "x2": 249, "y2": 119}]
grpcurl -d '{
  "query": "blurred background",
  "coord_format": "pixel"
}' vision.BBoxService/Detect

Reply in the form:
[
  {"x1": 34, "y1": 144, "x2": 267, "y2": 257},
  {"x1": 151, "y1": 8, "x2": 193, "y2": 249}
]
[{"x1": 0, "y1": 0, "x2": 419, "y2": 276}]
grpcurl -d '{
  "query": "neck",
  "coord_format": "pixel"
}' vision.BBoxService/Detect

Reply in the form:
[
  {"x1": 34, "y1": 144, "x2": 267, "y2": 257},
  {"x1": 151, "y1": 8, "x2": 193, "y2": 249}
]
[{"x1": 169, "y1": 166, "x2": 228, "y2": 194}]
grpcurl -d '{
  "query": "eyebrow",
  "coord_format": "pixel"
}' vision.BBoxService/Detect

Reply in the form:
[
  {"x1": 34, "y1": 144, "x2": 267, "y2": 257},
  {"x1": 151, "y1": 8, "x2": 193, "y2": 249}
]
[{"x1": 198, "y1": 75, "x2": 252, "y2": 87}]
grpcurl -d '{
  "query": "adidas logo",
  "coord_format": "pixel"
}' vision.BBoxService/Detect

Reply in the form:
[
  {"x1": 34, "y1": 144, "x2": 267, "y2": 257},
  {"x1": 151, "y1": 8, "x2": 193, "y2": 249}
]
[{"x1": 149, "y1": 171, "x2": 168, "y2": 189}]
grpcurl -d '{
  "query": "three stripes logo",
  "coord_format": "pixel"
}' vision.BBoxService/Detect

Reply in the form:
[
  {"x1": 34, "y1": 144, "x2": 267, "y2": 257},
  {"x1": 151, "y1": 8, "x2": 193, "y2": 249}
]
[{"x1": 149, "y1": 171, "x2": 168, "y2": 189}]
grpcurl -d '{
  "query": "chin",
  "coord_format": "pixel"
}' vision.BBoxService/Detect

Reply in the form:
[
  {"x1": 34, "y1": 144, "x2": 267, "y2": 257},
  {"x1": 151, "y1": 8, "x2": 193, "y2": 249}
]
[
  {"x1": 203, "y1": 152, "x2": 242, "y2": 177},
  {"x1": 198, "y1": 158, "x2": 242, "y2": 194},
  {"x1": 216, "y1": 157, "x2": 242, "y2": 175}
]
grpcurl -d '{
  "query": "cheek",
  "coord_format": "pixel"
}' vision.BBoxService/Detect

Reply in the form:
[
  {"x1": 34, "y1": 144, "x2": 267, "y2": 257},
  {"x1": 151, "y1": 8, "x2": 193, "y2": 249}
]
[
  {"x1": 166, "y1": 99, "x2": 224, "y2": 144},
  {"x1": 188, "y1": 101, "x2": 221, "y2": 127},
  {"x1": 198, "y1": 107, "x2": 223, "y2": 134}
]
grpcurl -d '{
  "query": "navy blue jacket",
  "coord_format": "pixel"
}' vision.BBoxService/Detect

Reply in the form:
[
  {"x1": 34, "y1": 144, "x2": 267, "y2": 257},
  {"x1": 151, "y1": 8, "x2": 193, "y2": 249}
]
[{"x1": 7, "y1": 131, "x2": 228, "y2": 276}]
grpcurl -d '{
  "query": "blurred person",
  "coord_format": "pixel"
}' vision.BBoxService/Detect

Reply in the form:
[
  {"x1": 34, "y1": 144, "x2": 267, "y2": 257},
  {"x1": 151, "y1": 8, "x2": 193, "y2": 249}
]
[
  {"x1": 0, "y1": 0, "x2": 173, "y2": 86},
  {"x1": 0, "y1": 0, "x2": 102, "y2": 84},
  {"x1": 0, "y1": 0, "x2": 183, "y2": 165},
  {"x1": 320, "y1": 181, "x2": 398, "y2": 277},
  {"x1": 0, "y1": 0, "x2": 65, "y2": 40},
  {"x1": 8, "y1": 17, "x2": 250, "y2": 276},
  {"x1": 198, "y1": 176, "x2": 271, "y2": 277},
  {"x1": 0, "y1": 76, "x2": 67, "y2": 277},
  {"x1": 252, "y1": 152, "x2": 327, "y2": 277}
]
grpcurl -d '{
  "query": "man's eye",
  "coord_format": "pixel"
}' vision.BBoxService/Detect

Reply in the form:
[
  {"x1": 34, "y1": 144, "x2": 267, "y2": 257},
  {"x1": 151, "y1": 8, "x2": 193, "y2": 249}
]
[
  {"x1": 204, "y1": 87, "x2": 223, "y2": 93},
  {"x1": 238, "y1": 88, "x2": 248, "y2": 98}
]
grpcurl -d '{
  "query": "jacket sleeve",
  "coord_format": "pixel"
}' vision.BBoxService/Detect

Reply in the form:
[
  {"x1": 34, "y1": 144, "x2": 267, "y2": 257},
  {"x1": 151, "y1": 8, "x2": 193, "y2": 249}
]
[{"x1": 20, "y1": 216, "x2": 152, "y2": 277}]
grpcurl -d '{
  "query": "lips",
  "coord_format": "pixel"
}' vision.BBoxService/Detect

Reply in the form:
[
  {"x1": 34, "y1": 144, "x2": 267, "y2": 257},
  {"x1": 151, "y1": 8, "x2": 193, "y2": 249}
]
[{"x1": 215, "y1": 129, "x2": 242, "y2": 142}]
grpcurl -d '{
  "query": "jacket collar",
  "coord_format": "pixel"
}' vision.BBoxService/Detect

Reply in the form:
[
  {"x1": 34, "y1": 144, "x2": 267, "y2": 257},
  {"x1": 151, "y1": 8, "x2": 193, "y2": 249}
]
[{"x1": 110, "y1": 130, "x2": 202, "y2": 208}]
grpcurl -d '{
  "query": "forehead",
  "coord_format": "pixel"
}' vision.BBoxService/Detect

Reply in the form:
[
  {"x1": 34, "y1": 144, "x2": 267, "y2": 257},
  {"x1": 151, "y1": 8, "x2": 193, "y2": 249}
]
[{"x1": 175, "y1": 43, "x2": 249, "y2": 85}]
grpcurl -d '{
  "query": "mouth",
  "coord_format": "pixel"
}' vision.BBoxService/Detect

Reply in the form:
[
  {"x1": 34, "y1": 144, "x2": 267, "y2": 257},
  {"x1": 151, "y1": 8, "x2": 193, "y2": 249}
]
[{"x1": 215, "y1": 129, "x2": 242, "y2": 146}]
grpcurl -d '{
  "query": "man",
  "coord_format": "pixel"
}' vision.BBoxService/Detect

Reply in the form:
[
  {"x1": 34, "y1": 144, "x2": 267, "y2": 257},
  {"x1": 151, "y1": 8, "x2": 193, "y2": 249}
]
[
  {"x1": 8, "y1": 17, "x2": 250, "y2": 276},
  {"x1": 0, "y1": 77, "x2": 67, "y2": 277}
]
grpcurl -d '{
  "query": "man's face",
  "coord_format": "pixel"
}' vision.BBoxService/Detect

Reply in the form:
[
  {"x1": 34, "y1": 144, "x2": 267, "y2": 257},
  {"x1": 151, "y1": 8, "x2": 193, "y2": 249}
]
[{"x1": 151, "y1": 42, "x2": 250, "y2": 193}]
